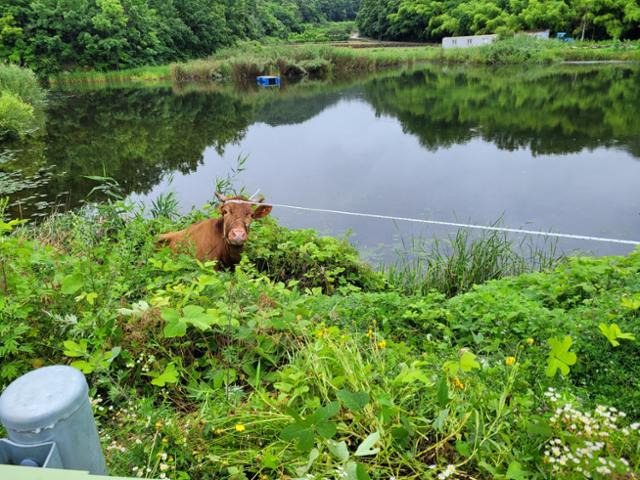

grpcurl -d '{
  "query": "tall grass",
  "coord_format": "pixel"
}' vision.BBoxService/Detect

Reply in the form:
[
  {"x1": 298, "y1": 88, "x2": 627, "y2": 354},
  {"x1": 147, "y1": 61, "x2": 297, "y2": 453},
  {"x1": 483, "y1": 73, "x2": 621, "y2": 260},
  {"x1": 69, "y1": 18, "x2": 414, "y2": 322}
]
[
  {"x1": 171, "y1": 44, "x2": 434, "y2": 83},
  {"x1": 386, "y1": 227, "x2": 565, "y2": 297},
  {"x1": 49, "y1": 65, "x2": 171, "y2": 87}
]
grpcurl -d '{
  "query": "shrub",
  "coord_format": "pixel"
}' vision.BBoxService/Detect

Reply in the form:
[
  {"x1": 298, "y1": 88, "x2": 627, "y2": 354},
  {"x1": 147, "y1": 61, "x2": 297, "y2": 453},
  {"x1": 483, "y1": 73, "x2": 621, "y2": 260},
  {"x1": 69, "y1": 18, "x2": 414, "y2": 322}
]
[
  {"x1": 0, "y1": 91, "x2": 35, "y2": 139},
  {"x1": 0, "y1": 64, "x2": 45, "y2": 106}
]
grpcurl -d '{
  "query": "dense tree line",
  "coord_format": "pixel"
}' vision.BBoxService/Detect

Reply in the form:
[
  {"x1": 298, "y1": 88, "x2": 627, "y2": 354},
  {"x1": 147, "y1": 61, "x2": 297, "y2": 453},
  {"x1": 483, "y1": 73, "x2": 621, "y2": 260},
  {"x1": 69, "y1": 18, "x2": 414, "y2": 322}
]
[
  {"x1": 356, "y1": 0, "x2": 640, "y2": 41},
  {"x1": 0, "y1": 0, "x2": 360, "y2": 73}
]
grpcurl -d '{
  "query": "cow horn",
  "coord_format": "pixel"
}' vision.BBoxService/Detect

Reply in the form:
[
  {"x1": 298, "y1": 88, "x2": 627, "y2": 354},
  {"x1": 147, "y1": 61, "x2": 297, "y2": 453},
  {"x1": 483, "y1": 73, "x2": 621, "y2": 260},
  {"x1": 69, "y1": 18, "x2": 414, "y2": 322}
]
[{"x1": 215, "y1": 192, "x2": 228, "y2": 203}]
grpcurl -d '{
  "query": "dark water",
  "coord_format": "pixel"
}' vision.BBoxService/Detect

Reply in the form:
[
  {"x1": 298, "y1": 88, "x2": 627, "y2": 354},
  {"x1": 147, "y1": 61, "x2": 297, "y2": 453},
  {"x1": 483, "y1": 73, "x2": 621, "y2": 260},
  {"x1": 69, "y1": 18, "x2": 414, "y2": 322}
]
[{"x1": 3, "y1": 64, "x2": 640, "y2": 258}]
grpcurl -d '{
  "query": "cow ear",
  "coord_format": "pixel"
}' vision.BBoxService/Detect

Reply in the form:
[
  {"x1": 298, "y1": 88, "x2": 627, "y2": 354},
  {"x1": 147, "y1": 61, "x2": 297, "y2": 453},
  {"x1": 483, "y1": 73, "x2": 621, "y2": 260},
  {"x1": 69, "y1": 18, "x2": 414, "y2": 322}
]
[{"x1": 252, "y1": 205, "x2": 272, "y2": 219}]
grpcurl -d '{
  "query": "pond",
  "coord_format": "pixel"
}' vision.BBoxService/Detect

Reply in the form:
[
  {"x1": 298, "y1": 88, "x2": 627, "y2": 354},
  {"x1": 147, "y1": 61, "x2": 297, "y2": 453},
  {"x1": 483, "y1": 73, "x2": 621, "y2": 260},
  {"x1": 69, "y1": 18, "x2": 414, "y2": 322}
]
[{"x1": 2, "y1": 63, "x2": 640, "y2": 260}]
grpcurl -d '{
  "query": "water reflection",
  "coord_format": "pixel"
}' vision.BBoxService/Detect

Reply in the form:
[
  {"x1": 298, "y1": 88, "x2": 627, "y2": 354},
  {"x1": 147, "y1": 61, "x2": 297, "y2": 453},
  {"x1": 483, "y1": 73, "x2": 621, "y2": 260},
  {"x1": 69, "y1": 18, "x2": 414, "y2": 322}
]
[{"x1": 2, "y1": 64, "x2": 639, "y2": 255}]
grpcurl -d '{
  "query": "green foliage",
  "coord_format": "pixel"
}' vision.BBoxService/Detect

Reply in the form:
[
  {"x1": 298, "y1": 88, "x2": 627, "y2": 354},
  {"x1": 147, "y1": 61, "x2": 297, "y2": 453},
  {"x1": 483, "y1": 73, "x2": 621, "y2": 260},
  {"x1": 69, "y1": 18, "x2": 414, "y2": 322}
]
[
  {"x1": 246, "y1": 217, "x2": 386, "y2": 292},
  {"x1": 0, "y1": 1, "x2": 361, "y2": 73},
  {"x1": 545, "y1": 335, "x2": 577, "y2": 377},
  {"x1": 0, "y1": 92, "x2": 34, "y2": 139},
  {"x1": 2, "y1": 198, "x2": 640, "y2": 477},
  {"x1": 357, "y1": 0, "x2": 640, "y2": 41},
  {"x1": 387, "y1": 227, "x2": 564, "y2": 297},
  {"x1": 0, "y1": 64, "x2": 45, "y2": 139},
  {"x1": 598, "y1": 322, "x2": 636, "y2": 346}
]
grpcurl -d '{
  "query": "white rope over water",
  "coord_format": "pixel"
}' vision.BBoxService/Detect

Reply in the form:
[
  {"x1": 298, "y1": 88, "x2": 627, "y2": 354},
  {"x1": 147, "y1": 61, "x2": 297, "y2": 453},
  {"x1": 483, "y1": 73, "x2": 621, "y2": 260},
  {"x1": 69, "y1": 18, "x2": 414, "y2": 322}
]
[{"x1": 226, "y1": 198, "x2": 640, "y2": 246}]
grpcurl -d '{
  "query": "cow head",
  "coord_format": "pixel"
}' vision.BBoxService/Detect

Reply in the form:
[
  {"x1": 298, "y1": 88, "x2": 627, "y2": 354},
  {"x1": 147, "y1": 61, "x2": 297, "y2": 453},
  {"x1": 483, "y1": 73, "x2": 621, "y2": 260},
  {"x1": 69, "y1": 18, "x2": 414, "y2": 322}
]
[{"x1": 215, "y1": 192, "x2": 272, "y2": 246}]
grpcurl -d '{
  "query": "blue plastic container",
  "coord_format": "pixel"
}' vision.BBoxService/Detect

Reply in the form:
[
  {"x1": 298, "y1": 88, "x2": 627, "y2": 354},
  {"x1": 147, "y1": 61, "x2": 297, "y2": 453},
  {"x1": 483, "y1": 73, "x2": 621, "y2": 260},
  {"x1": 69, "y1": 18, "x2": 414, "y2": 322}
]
[{"x1": 256, "y1": 75, "x2": 281, "y2": 87}]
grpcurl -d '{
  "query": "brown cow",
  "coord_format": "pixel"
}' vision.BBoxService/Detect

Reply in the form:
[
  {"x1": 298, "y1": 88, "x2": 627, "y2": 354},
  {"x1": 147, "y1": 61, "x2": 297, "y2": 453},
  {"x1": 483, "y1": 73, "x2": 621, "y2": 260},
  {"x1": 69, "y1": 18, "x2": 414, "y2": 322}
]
[{"x1": 156, "y1": 193, "x2": 272, "y2": 269}]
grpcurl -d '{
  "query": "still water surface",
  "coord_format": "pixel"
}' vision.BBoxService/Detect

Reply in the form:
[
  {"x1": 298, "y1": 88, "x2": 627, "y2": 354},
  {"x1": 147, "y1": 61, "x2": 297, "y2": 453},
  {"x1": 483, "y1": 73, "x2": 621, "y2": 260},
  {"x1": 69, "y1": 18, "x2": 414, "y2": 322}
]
[{"x1": 6, "y1": 64, "x2": 640, "y2": 259}]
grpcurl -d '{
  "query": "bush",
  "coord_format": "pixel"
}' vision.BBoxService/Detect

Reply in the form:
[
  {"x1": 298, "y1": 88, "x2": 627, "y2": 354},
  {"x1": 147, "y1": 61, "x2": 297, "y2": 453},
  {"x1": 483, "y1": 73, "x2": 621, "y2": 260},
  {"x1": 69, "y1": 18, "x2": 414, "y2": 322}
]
[
  {"x1": 246, "y1": 217, "x2": 386, "y2": 292},
  {"x1": 0, "y1": 91, "x2": 35, "y2": 139},
  {"x1": 0, "y1": 64, "x2": 45, "y2": 106}
]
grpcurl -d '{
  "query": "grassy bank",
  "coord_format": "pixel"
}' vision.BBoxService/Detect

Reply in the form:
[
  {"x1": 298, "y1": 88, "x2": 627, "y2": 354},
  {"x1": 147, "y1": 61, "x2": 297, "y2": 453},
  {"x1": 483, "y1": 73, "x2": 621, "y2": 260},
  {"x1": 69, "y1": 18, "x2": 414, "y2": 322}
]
[
  {"x1": 49, "y1": 38, "x2": 640, "y2": 88},
  {"x1": 2, "y1": 197, "x2": 640, "y2": 479}
]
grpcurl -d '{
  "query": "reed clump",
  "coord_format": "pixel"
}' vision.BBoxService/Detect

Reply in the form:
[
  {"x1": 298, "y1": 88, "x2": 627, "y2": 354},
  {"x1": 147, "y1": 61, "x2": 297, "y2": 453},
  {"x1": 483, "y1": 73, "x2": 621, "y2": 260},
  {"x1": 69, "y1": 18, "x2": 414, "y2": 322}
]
[{"x1": 386, "y1": 227, "x2": 565, "y2": 297}]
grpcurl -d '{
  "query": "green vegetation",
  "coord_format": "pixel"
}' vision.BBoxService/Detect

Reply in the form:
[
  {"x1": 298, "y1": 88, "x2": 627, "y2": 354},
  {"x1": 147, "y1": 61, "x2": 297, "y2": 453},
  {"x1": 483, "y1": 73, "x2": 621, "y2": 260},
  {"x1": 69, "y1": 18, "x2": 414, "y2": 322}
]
[
  {"x1": 1, "y1": 195, "x2": 640, "y2": 479},
  {"x1": 50, "y1": 37, "x2": 640, "y2": 88},
  {"x1": 287, "y1": 21, "x2": 355, "y2": 43},
  {"x1": 357, "y1": 0, "x2": 640, "y2": 41},
  {"x1": 0, "y1": 64, "x2": 45, "y2": 139},
  {"x1": 0, "y1": 1, "x2": 361, "y2": 74},
  {"x1": 170, "y1": 44, "x2": 432, "y2": 83},
  {"x1": 386, "y1": 228, "x2": 564, "y2": 297}
]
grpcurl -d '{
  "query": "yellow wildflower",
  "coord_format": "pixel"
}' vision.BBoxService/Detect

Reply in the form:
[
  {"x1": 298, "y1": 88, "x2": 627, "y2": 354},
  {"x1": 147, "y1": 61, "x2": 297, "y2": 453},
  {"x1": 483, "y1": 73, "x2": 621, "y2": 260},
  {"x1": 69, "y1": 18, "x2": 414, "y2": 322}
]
[
  {"x1": 155, "y1": 420, "x2": 163, "y2": 430},
  {"x1": 526, "y1": 338, "x2": 534, "y2": 345},
  {"x1": 235, "y1": 423, "x2": 246, "y2": 433},
  {"x1": 366, "y1": 329, "x2": 374, "y2": 339},
  {"x1": 377, "y1": 339, "x2": 387, "y2": 349},
  {"x1": 505, "y1": 356, "x2": 516, "y2": 366},
  {"x1": 453, "y1": 377, "x2": 465, "y2": 389}
]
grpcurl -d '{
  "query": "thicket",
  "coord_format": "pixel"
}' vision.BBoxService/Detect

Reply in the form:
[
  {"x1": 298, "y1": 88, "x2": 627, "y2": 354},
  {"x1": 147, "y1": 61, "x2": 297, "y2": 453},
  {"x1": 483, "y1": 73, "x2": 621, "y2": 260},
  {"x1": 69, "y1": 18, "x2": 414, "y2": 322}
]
[
  {"x1": 0, "y1": 64, "x2": 45, "y2": 139},
  {"x1": 1, "y1": 195, "x2": 640, "y2": 479},
  {"x1": 357, "y1": 0, "x2": 640, "y2": 41},
  {"x1": 0, "y1": 0, "x2": 360, "y2": 73}
]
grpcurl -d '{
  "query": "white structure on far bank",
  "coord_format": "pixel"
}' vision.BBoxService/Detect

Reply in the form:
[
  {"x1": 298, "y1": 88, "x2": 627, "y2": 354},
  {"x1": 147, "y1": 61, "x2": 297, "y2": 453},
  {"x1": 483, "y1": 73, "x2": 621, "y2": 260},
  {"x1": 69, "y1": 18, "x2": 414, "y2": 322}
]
[{"x1": 442, "y1": 30, "x2": 550, "y2": 49}]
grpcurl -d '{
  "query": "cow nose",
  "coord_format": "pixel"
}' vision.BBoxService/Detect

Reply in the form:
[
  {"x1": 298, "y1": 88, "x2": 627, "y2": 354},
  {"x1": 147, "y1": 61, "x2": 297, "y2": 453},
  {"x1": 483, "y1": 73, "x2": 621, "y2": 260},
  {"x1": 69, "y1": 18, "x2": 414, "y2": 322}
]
[{"x1": 228, "y1": 228, "x2": 247, "y2": 245}]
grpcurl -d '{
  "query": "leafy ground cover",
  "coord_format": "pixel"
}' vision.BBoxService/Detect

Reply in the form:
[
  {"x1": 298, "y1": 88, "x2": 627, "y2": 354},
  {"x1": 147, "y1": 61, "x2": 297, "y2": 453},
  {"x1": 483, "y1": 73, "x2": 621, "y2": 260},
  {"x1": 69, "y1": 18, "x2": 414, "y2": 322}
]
[{"x1": 1, "y1": 197, "x2": 639, "y2": 479}]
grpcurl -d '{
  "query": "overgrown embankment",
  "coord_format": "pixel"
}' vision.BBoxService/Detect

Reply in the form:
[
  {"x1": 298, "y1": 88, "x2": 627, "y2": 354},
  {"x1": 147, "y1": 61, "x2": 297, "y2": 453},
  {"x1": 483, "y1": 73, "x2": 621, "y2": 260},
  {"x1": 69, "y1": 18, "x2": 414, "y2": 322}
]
[
  {"x1": 50, "y1": 38, "x2": 640, "y2": 88},
  {"x1": 1, "y1": 200, "x2": 639, "y2": 479}
]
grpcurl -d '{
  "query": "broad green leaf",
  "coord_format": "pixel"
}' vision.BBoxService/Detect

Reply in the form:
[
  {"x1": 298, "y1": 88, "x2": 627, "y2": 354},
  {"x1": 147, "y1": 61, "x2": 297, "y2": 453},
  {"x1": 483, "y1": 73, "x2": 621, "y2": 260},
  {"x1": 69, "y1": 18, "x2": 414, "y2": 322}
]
[
  {"x1": 61, "y1": 273, "x2": 83, "y2": 295},
  {"x1": 63, "y1": 339, "x2": 87, "y2": 357},
  {"x1": 354, "y1": 431, "x2": 380, "y2": 457},
  {"x1": 316, "y1": 420, "x2": 337, "y2": 439},
  {"x1": 598, "y1": 323, "x2": 635, "y2": 347},
  {"x1": 70, "y1": 360, "x2": 93, "y2": 374},
  {"x1": 506, "y1": 460, "x2": 529, "y2": 480},
  {"x1": 436, "y1": 375, "x2": 449, "y2": 407},
  {"x1": 151, "y1": 363, "x2": 179, "y2": 387},
  {"x1": 444, "y1": 351, "x2": 480, "y2": 375},
  {"x1": 281, "y1": 422, "x2": 314, "y2": 451},
  {"x1": 459, "y1": 351, "x2": 481, "y2": 371},
  {"x1": 433, "y1": 408, "x2": 449, "y2": 432},
  {"x1": 108, "y1": 346, "x2": 122, "y2": 363},
  {"x1": 327, "y1": 440, "x2": 349, "y2": 462},
  {"x1": 345, "y1": 461, "x2": 371, "y2": 480},
  {"x1": 337, "y1": 389, "x2": 370, "y2": 412},
  {"x1": 393, "y1": 363, "x2": 431, "y2": 385},
  {"x1": 261, "y1": 453, "x2": 278, "y2": 469},
  {"x1": 455, "y1": 440, "x2": 471, "y2": 457},
  {"x1": 621, "y1": 296, "x2": 640, "y2": 310},
  {"x1": 182, "y1": 305, "x2": 216, "y2": 330},
  {"x1": 162, "y1": 309, "x2": 187, "y2": 338},
  {"x1": 545, "y1": 336, "x2": 577, "y2": 377},
  {"x1": 312, "y1": 401, "x2": 340, "y2": 423}
]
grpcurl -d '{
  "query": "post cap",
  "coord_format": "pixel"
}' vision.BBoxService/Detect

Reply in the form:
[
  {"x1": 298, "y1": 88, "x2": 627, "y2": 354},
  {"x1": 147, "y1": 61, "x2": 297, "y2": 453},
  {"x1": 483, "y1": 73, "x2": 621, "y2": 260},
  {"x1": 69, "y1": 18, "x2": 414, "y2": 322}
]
[{"x1": 0, "y1": 366, "x2": 89, "y2": 432}]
